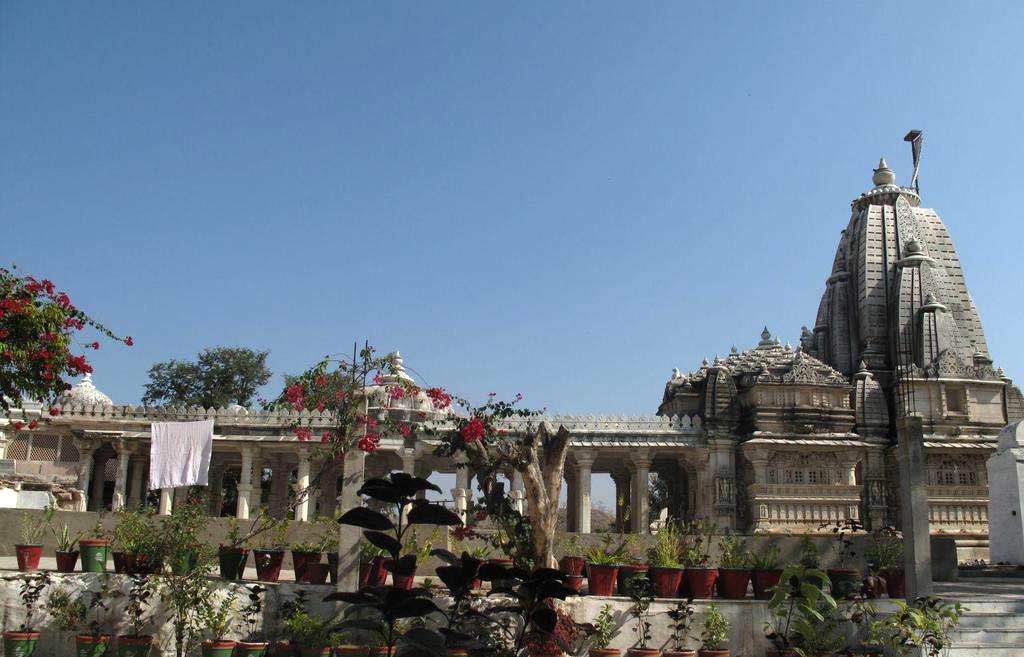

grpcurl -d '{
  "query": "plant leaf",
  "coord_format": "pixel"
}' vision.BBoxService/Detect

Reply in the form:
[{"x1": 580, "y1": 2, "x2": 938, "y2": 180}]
[
  {"x1": 338, "y1": 507, "x2": 394, "y2": 531},
  {"x1": 406, "y1": 503, "x2": 463, "y2": 526}
]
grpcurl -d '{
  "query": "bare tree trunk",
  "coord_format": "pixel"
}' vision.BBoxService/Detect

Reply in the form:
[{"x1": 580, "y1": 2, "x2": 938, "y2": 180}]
[{"x1": 521, "y1": 424, "x2": 571, "y2": 569}]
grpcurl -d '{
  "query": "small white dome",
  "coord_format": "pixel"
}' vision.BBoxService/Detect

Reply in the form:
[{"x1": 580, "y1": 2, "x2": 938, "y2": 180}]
[{"x1": 57, "y1": 373, "x2": 114, "y2": 407}]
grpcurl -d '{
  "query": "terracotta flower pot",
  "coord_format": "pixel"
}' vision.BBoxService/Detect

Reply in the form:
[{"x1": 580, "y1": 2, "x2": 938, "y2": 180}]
[
  {"x1": 271, "y1": 641, "x2": 293, "y2": 657},
  {"x1": 253, "y1": 549, "x2": 285, "y2": 582},
  {"x1": 586, "y1": 564, "x2": 618, "y2": 596},
  {"x1": 3, "y1": 631, "x2": 41, "y2": 657},
  {"x1": 883, "y1": 568, "x2": 906, "y2": 598},
  {"x1": 684, "y1": 568, "x2": 718, "y2": 599},
  {"x1": 236, "y1": 642, "x2": 270, "y2": 657},
  {"x1": 76, "y1": 634, "x2": 112, "y2": 657},
  {"x1": 589, "y1": 650, "x2": 621, "y2": 657},
  {"x1": 649, "y1": 567, "x2": 684, "y2": 598},
  {"x1": 752, "y1": 569, "x2": 781, "y2": 600},
  {"x1": 716, "y1": 569, "x2": 750, "y2": 599},
  {"x1": 303, "y1": 562, "x2": 330, "y2": 585},
  {"x1": 617, "y1": 564, "x2": 648, "y2": 596},
  {"x1": 299, "y1": 647, "x2": 332, "y2": 657},
  {"x1": 202, "y1": 640, "x2": 238, "y2": 657},
  {"x1": 696, "y1": 650, "x2": 729, "y2": 657},
  {"x1": 827, "y1": 568, "x2": 861, "y2": 600},
  {"x1": 392, "y1": 570, "x2": 416, "y2": 590},
  {"x1": 56, "y1": 549, "x2": 80, "y2": 573},
  {"x1": 334, "y1": 647, "x2": 369, "y2": 657},
  {"x1": 79, "y1": 539, "x2": 111, "y2": 573},
  {"x1": 112, "y1": 551, "x2": 138, "y2": 575},
  {"x1": 292, "y1": 550, "x2": 322, "y2": 583},
  {"x1": 559, "y1": 555, "x2": 586, "y2": 577},
  {"x1": 447, "y1": 649, "x2": 469, "y2": 657},
  {"x1": 663, "y1": 651, "x2": 697, "y2": 657},
  {"x1": 627, "y1": 649, "x2": 661, "y2": 657},
  {"x1": 218, "y1": 546, "x2": 249, "y2": 580},
  {"x1": 133, "y1": 553, "x2": 162, "y2": 575},
  {"x1": 359, "y1": 556, "x2": 388, "y2": 587},
  {"x1": 564, "y1": 575, "x2": 585, "y2": 592},
  {"x1": 116, "y1": 635, "x2": 154, "y2": 657},
  {"x1": 14, "y1": 544, "x2": 43, "y2": 571}
]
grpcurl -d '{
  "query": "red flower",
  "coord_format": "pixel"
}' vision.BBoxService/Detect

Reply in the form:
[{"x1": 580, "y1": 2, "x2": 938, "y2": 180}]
[
  {"x1": 49, "y1": 408, "x2": 61, "y2": 417},
  {"x1": 358, "y1": 432, "x2": 380, "y2": 453},
  {"x1": 475, "y1": 510, "x2": 488, "y2": 522},
  {"x1": 292, "y1": 427, "x2": 312, "y2": 442},
  {"x1": 12, "y1": 421, "x2": 24, "y2": 431},
  {"x1": 90, "y1": 342, "x2": 100, "y2": 350},
  {"x1": 285, "y1": 383, "x2": 305, "y2": 410},
  {"x1": 461, "y1": 417, "x2": 486, "y2": 443},
  {"x1": 0, "y1": 329, "x2": 7, "y2": 339},
  {"x1": 28, "y1": 420, "x2": 38, "y2": 430},
  {"x1": 321, "y1": 431, "x2": 333, "y2": 443},
  {"x1": 41, "y1": 279, "x2": 55, "y2": 294},
  {"x1": 389, "y1": 385, "x2": 406, "y2": 400},
  {"x1": 399, "y1": 423, "x2": 411, "y2": 437},
  {"x1": 425, "y1": 387, "x2": 452, "y2": 410},
  {"x1": 315, "y1": 376, "x2": 328, "y2": 387},
  {"x1": 452, "y1": 526, "x2": 475, "y2": 541},
  {"x1": 124, "y1": 336, "x2": 134, "y2": 346},
  {"x1": 372, "y1": 374, "x2": 386, "y2": 385}
]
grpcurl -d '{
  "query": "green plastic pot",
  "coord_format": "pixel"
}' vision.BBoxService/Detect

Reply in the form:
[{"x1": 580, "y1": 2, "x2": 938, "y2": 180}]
[
  {"x1": 236, "y1": 642, "x2": 270, "y2": 657},
  {"x1": 218, "y1": 547, "x2": 249, "y2": 580},
  {"x1": 201, "y1": 640, "x2": 237, "y2": 657},
  {"x1": 3, "y1": 631, "x2": 40, "y2": 657},
  {"x1": 116, "y1": 635, "x2": 153, "y2": 657},
  {"x1": 75, "y1": 635, "x2": 111, "y2": 657},
  {"x1": 79, "y1": 540, "x2": 111, "y2": 573}
]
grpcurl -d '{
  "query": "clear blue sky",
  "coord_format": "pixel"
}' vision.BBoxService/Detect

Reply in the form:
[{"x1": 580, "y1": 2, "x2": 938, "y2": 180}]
[{"x1": 5, "y1": 2, "x2": 1024, "y2": 423}]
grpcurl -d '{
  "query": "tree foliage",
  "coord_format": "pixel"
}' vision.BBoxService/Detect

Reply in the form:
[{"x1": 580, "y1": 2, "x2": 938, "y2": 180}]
[{"x1": 142, "y1": 346, "x2": 271, "y2": 408}]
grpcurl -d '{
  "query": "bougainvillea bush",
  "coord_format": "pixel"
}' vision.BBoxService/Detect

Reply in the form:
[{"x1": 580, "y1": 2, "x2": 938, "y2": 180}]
[{"x1": 0, "y1": 265, "x2": 131, "y2": 424}]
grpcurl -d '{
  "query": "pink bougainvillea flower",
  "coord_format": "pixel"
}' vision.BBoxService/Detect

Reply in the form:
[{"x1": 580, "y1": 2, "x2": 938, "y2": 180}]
[
  {"x1": 399, "y1": 423, "x2": 411, "y2": 437},
  {"x1": 425, "y1": 387, "x2": 452, "y2": 410},
  {"x1": 124, "y1": 336, "x2": 134, "y2": 346},
  {"x1": 389, "y1": 385, "x2": 406, "y2": 400},
  {"x1": 12, "y1": 421, "x2": 24, "y2": 431},
  {"x1": 460, "y1": 417, "x2": 486, "y2": 443},
  {"x1": 49, "y1": 407, "x2": 60, "y2": 417},
  {"x1": 292, "y1": 427, "x2": 312, "y2": 442},
  {"x1": 372, "y1": 374, "x2": 386, "y2": 385}
]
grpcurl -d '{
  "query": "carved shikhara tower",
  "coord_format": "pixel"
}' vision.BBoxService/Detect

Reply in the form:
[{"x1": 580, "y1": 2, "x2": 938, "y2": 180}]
[{"x1": 660, "y1": 156, "x2": 1024, "y2": 540}]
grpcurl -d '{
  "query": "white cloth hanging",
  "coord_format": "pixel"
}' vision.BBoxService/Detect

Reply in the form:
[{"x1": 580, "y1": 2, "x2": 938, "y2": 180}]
[{"x1": 148, "y1": 419, "x2": 214, "y2": 490}]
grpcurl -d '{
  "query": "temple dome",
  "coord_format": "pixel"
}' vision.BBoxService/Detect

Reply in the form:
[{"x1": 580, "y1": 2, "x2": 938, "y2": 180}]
[
  {"x1": 366, "y1": 351, "x2": 452, "y2": 421},
  {"x1": 57, "y1": 373, "x2": 114, "y2": 407}
]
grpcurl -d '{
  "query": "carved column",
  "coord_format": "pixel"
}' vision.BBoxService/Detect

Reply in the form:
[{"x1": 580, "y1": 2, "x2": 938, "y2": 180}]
[
  {"x1": 76, "y1": 439, "x2": 98, "y2": 512},
  {"x1": 709, "y1": 439, "x2": 737, "y2": 530},
  {"x1": 294, "y1": 450, "x2": 312, "y2": 522},
  {"x1": 452, "y1": 463, "x2": 470, "y2": 523},
  {"x1": 510, "y1": 471, "x2": 526, "y2": 515},
  {"x1": 249, "y1": 451, "x2": 264, "y2": 513},
  {"x1": 111, "y1": 440, "x2": 133, "y2": 511},
  {"x1": 631, "y1": 452, "x2": 651, "y2": 534},
  {"x1": 864, "y1": 446, "x2": 889, "y2": 530},
  {"x1": 127, "y1": 456, "x2": 146, "y2": 510},
  {"x1": 236, "y1": 446, "x2": 255, "y2": 519},
  {"x1": 337, "y1": 445, "x2": 366, "y2": 591},
  {"x1": 270, "y1": 454, "x2": 291, "y2": 518},
  {"x1": 746, "y1": 448, "x2": 771, "y2": 532},
  {"x1": 611, "y1": 470, "x2": 630, "y2": 533},
  {"x1": 575, "y1": 451, "x2": 595, "y2": 534}
]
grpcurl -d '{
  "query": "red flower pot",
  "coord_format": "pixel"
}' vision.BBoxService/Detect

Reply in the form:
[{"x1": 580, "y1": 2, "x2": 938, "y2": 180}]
[
  {"x1": 271, "y1": 641, "x2": 294, "y2": 657},
  {"x1": 113, "y1": 551, "x2": 138, "y2": 574},
  {"x1": 564, "y1": 575, "x2": 585, "y2": 592},
  {"x1": 589, "y1": 650, "x2": 621, "y2": 657},
  {"x1": 304, "y1": 562, "x2": 330, "y2": 585},
  {"x1": 617, "y1": 564, "x2": 648, "y2": 596},
  {"x1": 752, "y1": 569, "x2": 781, "y2": 600},
  {"x1": 14, "y1": 544, "x2": 43, "y2": 571},
  {"x1": 55, "y1": 549, "x2": 80, "y2": 573},
  {"x1": 392, "y1": 570, "x2": 416, "y2": 590},
  {"x1": 683, "y1": 568, "x2": 718, "y2": 599},
  {"x1": 359, "y1": 556, "x2": 388, "y2": 588},
  {"x1": 292, "y1": 550, "x2": 323, "y2": 583},
  {"x1": 559, "y1": 555, "x2": 586, "y2": 577},
  {"x1": 586, "y1": 564, "x2": 618, "y2": 596},
  {"x1": 649, "y1": 567, "x2": 684, "y2": 598},
  {"x1": 883, "y1": 568, "x2": 906, "y2": 598},
  {"x1": 253, "y1": 549, "x2": 285, "y2": 582},
  {"x1": 716, "y1": 569, "x2": 751, "y2": 599},
  {"x1": 663, "y1": 652, "x2": 696, "y2": 657},
  {"x1": 697, "y1": 651, "x2": 729, "y2": 657},
  {"x1": 627, "y1": 649, "x2": 661, "y2": 657}
]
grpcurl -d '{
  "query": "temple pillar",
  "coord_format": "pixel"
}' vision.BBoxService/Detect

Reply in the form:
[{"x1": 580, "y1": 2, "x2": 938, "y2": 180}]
[
  {"x1": 863, "y1": 447, "x2": 889, "y2": 530},
  {"x1": 208, "y1": 462, "x2": 226, "y2": 517},
  {"x1": 452, "y1": 463, "x2": 470, "y2": 523},
  {"x1": 337, "y1": 445, "x2": 366, "y2": 592},
  {"x1": 746, "y1": 449, "x2": 771, "y2": 532},
  {"x1": 294, "y1": 451, "x2": 312, "y2": 522},
  {"x1": 575, "y1": 451, "x2": 594, "y2": 534},
  {"x1": 111, "y1": 441, "x2": 132, "y2": 511},
  {"x1": 565, "y1": 470, "x2": 578, "y2": 533},
  {"x1": 612, "y1": 471, "x2": 630, "y2": 533},
  {"x1": 511, "y1": 471, "x2": 525, "y2": 515},
  {"x1": 236, "y1": 446, "x2": 255, "y2": 520},
  {"x1": 631, "y1": 452, "x2": 651, "y2": 534},
  {"x1": 127, "y1": 457, "x2": 146, "y2": 510},
  {"x1": 320, "y1": 461, "x2": 339, "y2": 518},
  {"x1": 90, "y1": 452, "x2": 109, "y2": 512},
  {"x1": 897, "y1": 416, "x2": 933, "y2": 598},
  {"x1": 709, "y1": 439, "x2": 737, "y2": 530},
  {"x1": 76, "y1": 440, "x2": 97, "y2": 512},
  {"x1": 270, "y1": 455, "x2": 291, "y2": 518},
  {"x1": 400, "y1": 447, "x2": 416, "y2": 521}
]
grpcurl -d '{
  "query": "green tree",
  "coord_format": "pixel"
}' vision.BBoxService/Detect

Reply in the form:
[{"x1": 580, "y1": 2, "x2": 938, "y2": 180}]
[{"x1": 142, "y1": 347, "x2": 271, "y2": 408}]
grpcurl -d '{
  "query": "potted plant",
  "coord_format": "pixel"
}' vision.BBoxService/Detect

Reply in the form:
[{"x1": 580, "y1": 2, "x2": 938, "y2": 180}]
[
  {"x1": 236, "y1": 584, "x2": 269, "y2": 657},
  {"x1": 587, "y1": 604, "x2": 620, "y2": 657},
  {"x1": 559, "y1": 534, "x2": 586, "y2": 577},
  {"x1": 750, "y1": 541, "x2": 781, "y2": 600},
  {"x1": 680, "y1": 522, "x2": 716, "y2": 599},
  {"x1": 281, "y1": 590, "x2": 333, "y2": 657},
  {"x1": 617, "y1": 537, "x2": 647, "y2": 598},
  {"x1": 715, "y1": 535, "x2": 750, "y2": 600},
  {"x1": 51, "y1": 517, "x2": 86, "y2": 573},
  {"x1": 3, "y1": 571, "x2": 51, "y2": 656},
  {"x1": 112, "y1": 507, "x2": 153, "y2": 574},
  {"x1": 697, "y1": 604, "x2": 730, "y2": 657},
  {"x1": 80, "y1": 517, "x2": 112, "y2": 573},
  {"x1": 15, "y1": 509, "x2": 49, "y2": 571},
  {"x1": 523, "y1": 601, "x2": 580, "y2": 657},
  {"x1": 291, "y1": 540, "x2": 326, "y2": 584},
  {"x1": 664, "y1": 599, "x2": 696, "y2": 657},
  {"x1": 359, "y1": 540, "x2": 389, "y2": 588},
  {"x1": 763, "y1": 564, "x2": 836, "y2": 657},
  {"x1": 199, "y1": 589, "x2": 239, "y2": 657},
  {"x1": 47, "y1": 573, "x2": 123, "y2": 657},
  {"x1": 392, "y1": 527, "x2": 436, "y2": 590},
  {"x1": 218, "y1": 517, "x2": 250, "y2": 581},
  {"x1": 314, "y1": 515, "x2": 340, "y2": 585},
  {"x1": 626, "y1": 576, "x2": 658, "y2": 657},
  {"x1": 463, "y1": 544, "x2": 492, "y2": 590},
  {"x1": 864, "y1": 527, "x2": 904, "y2": 598},
  {"x1": 117, "y1": 574, "x2": 156, "y2": 657},
  {"x1": 867, "y1": 596, "x2": 964, "y2": 657},
  {"x1": 585, "y1": 535, "x2": 629, "y2": 596},
  {"x1": 647, "y1": 522, "x2": 684, "y2": 598},
  {"x1": 820, "y1": 519, "x2": 863, "y2": 600},
  {"x1": 253, "y1": 514, "x2": 288, "y2": 583},
  {"x1": 164, "y1": 497, "x2": 208, "y2": 576}
]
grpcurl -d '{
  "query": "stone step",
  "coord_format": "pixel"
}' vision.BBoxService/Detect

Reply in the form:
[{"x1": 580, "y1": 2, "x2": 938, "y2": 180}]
[
  {"x1": 946, "y1": 599, "x2": 1024, "y2": 613},
  {"x1": 947, "y1": 645, "x2": 1024, "y2": 657},
  {"x1": 952, "y1": 628, "x2": 1024, "y2": 646},
  {"x1": 957, "y1": 612, "x2": 1024, "y2": 630}
]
